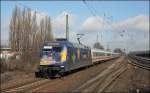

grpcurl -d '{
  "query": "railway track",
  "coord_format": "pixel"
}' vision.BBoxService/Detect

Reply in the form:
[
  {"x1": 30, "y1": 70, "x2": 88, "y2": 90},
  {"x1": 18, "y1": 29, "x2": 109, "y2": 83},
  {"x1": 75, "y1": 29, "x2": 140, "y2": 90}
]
[
  {"x1": 1, "y1": 57, "x2": 123, "y2": 93},
  {"x1": 28, "y1": 57, "x2": 121, "y2": 92},
  {"x1": 2, "y1": 78, "x2": 50, "y2": 93},
  {"x1": 1, "y1": 78, "x2": 40, "y2": 91},
  {"x1": 128, "y1": 55, "x2": 150, "y2": 70},
  {"x1": 73, "y1": 57, "x2": 127, "y2": 92}
]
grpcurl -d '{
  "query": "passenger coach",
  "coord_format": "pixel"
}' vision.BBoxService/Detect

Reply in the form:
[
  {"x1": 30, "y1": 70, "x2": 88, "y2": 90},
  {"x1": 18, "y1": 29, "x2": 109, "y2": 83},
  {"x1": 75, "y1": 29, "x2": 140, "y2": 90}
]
[{"x1": 91, "y1": 49, "x2": 120, "y2": 63}]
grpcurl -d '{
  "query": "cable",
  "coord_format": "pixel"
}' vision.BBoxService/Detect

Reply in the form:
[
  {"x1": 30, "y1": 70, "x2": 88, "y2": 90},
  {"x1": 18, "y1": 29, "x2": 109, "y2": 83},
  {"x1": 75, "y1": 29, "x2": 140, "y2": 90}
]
[
  {"x1": 83, "y1": 0, "x2": 114, "y2": 30},
  {"x1": 83, "y1": 1, "x2": 97, "y2": 17},
  {"x1": 83, "y1": 1, "x2": 126, "y2": 50},
  {"x1": 83, "y1": 0, "x2": 112, "y2": 30}
]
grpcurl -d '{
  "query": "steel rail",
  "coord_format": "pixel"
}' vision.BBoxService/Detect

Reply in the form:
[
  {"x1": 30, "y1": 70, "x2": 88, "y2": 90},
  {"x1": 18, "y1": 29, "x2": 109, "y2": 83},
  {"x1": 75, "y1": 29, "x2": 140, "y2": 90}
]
[
  {"x1": 128, "y1": 55, "x2": 150, "y2": 70},
  {"x1": 2, "y1": 79, "x2": 50, "y2": 93},
  {"x1": 73, "y1": 57, "x2": 126, "y2": 92}
]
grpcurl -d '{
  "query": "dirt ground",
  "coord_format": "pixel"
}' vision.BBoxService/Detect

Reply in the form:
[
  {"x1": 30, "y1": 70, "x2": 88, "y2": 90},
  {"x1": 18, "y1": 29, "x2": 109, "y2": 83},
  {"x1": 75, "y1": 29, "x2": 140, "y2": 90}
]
[
  {"x1": 1, "y1": 56, "x2": 149, "y2": 93},
  {"x1": 31, "y1": 56, "x2": 150, "y2": 93},
  {"x1": 105, "y1": 60, "x2": 150, "y2": 93},
  {"x1": 1, "y1": 71, "x2": 35, "y2": 90},
  {"x1": 29, "y1": 57, "x2": 124, "y2": 92},
  {"x1": 1, "y1": 57, "x2": 117, "y2": 92}
]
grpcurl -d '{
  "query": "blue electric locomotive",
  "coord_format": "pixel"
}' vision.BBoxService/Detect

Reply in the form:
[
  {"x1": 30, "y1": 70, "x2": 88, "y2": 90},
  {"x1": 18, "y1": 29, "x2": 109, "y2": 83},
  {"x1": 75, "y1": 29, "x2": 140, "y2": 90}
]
[{"x1": 35, "y1": 39, "x2": 91, "y2": 77}]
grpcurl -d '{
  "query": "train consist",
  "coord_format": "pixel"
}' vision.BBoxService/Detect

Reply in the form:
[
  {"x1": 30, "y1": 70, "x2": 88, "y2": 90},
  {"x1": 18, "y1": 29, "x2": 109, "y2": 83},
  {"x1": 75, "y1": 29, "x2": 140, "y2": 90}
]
[
  {"x1": 35, "y1": 39, "x2": 120, "y2": 77},
  {"x1": 91, "y1": 49, "x2": 120, "y2": 63}
]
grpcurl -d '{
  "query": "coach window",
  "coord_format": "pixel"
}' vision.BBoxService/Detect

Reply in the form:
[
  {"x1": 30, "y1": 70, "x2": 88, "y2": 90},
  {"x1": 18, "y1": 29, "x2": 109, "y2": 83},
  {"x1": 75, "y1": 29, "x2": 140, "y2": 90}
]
[{"x1": 101, "y1": 52, "x2": 104, "y2": 56}]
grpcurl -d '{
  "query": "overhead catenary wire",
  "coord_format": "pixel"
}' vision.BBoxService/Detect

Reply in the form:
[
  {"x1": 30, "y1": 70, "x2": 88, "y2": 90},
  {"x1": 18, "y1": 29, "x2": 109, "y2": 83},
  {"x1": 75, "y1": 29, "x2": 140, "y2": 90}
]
[
  {"x1": 83, "y1": 0, "x2": 124, "y2": 50},
  {"x1": 83, "y1": 1, "x2": 113, "y2": 31},
  {"x1": 83, "y1": 0, "x2": 103, "y2": 24},
  {"x1": 83, "y1": 0, "x2": 107, "y2": 45},
  {"x1": 83, "y1": 1, "x2": 125, "y2": 36},
  {"x1": 83, "y1": 1, "x2": 113, "y2": 25},
  {"x1": 83, "y1": 0, "x2": 115, "y2": 31}
]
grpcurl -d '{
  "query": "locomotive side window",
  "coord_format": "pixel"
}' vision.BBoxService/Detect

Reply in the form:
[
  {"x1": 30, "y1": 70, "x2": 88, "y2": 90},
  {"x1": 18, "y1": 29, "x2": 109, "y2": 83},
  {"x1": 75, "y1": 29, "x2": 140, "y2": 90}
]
[
  {"x1": 100, "y1": 52, "x2": 105, "y2": 56},
  {"x1": 80, "y1": 49, "x2": 88, "y2": 59}
]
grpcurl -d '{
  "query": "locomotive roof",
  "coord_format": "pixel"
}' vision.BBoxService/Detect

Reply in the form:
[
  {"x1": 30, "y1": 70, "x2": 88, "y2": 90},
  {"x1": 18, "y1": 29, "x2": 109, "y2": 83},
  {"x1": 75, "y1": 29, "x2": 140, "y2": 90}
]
[{"x1": 44, "y1": 41, "x2": 90, "y2": 49}]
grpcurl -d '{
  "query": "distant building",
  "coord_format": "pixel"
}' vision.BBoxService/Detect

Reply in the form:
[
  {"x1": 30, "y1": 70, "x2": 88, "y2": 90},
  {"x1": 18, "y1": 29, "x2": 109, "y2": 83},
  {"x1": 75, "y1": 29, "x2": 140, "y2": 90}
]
[{"x1": 0, "y1": 47, "x2": 20, "y2": 60}]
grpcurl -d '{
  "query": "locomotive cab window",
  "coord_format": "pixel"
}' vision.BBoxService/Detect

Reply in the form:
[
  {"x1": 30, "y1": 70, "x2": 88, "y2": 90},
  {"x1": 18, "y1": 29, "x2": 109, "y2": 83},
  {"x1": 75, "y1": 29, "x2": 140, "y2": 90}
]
[
  {"x1": 42, "y1": 49, "x2": 52, "y2": 56},
  {"x1": 42, "y1": 46, "x2": 62, "y2": 56},
  {"x1": 52, "y1": 47, "x2": 62, "y2": 52}
]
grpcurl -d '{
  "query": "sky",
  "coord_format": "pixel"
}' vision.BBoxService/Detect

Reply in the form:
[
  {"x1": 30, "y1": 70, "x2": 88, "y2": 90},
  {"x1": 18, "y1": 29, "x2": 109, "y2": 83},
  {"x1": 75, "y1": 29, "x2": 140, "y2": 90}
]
[{"x1": 1, "y1": 1, "x2": 149, "y2": 52}]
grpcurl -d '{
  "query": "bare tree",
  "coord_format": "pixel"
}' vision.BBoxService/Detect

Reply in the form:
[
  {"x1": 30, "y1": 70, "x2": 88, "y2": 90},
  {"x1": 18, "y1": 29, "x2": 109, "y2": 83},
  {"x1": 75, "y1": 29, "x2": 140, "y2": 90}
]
[
  {"x1": 45, "y1": 16, "x2": 53, "y2": 41},
  {"x1": 113, "y1": 48, "x2": 123, "y2": 53},
  {"x1": 9, "y1": 5, "x2": 53, "y2": 71},
  {"x1": 93, "y1": 42, "x2": 104, "y2": 50},
  {"x1": 10, "y1": 6, "x2": 21, "y2": 52}
]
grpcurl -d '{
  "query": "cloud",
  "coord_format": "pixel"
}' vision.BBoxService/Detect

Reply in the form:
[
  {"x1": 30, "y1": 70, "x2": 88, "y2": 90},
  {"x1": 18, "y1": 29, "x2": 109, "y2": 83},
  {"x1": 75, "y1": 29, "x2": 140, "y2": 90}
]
[
  {"x1": 81, "y1": 15, "x2": 149, "y2": 33},
  {"x1": 112, "y1": 15, "x2": 149, "y2": 32},
  {"x1": 111, "y1": 15, "x2": 149, "y2": 51},
  {"x1": 81, "y1": 16, "x2": 105, "y2": 32},
  {"x1": 79, "y1": 15, "x2": 149, "y2": 51},
  {"x1": 1, "y1": 9, "x2": 149, "y2": 52},
  {"x1": 51, "y1": 11, "x2": 76, "y2": 38}
]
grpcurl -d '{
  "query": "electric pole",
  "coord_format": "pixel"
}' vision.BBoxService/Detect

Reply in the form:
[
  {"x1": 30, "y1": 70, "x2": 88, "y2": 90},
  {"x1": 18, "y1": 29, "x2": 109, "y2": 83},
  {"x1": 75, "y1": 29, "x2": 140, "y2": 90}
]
[
  {"x1": 66, "y1": 14, "x2": 69, "y2": 41},
  {"x1": 96, "y1": 33, "x2": 98, "y2": 42}
]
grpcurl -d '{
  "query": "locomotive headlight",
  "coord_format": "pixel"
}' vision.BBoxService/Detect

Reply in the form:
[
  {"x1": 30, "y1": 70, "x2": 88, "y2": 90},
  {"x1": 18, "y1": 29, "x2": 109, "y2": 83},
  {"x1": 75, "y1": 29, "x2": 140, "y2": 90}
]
[{"x1": 60, "y1": 65, "x2": 64, "y2": 68}]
